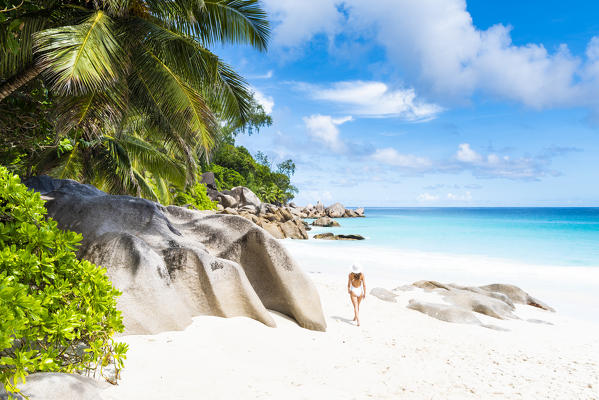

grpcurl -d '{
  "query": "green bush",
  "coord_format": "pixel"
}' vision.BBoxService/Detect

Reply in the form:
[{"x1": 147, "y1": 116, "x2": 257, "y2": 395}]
[
  {"x1": 0, "y1": 167, "x2": 127, "y2": 396},
  {"x1": 207, "y1": 164, "x2": 246, "y2": 190},
  {"x1": 174, "y1": 182, "x2": 218, "y2": 210}
]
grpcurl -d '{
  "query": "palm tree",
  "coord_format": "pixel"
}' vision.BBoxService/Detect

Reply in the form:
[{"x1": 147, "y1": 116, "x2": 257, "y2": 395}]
[{"x1": 0, "y1": 0, "x2": 269, "y2": 190}]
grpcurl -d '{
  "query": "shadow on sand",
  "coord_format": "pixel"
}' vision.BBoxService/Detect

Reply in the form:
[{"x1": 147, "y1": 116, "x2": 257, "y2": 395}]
[{"x1": 331, "y1": 315, "x2": 356, "y2": 326}]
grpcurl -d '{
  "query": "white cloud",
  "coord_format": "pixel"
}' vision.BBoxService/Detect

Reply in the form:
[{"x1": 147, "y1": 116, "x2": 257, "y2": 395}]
[
  {"x1": 417, "y1": 193, "x2": 439, "y2": 202},
  {"x1": 447, "y1": 191, "x2": 472, "y2": 201},
  {"x1": 456, "y1": 143, "x2": 482, "y2": 163},
  {"x1": 253, "y1": 89, "x2": 274, "y2": 114},
  {"x1": 304, "y1": 81, "x2": 442, "y2": 120},
  {"x1": 261, "y1": 0, "x2": 342, "y2": 48},
  {"x1": 372, "y1": 148, "x2": 432, "y2": 169},
  {"x1": 303, "y1": 114, "x2": 353, "y2": 152},
  {"x1": 263, "y1": 0, "x2": 599, "y2": 110}
]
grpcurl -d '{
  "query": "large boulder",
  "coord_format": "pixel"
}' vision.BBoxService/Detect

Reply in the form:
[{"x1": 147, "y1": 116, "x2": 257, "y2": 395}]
[
  {"x1": 0, "y1": 373, "x2": 108, "y2": 400},
  {"x1": 258, "y1": 220, "x2": 285, "y2": 239},
  {"x1": 325, "y1": 202, "x2": 345, "y2": 218},
  {"x1": 279, "y1": 207, "x2": 294, "y2": 221},
  {"x1": 217, "y1": 193, "x2": 238, "y2": 209},
  {"x1": 25, "y1": 176, "x2": 326, "y2": 333},
  {"x1": 229, "y1": 186, "x2": 262, "y2": 208},
  {"x1": 407, "y1": 300, "x2": 482, "y2": 325},
  {"x1": 199, "y1": 172, "x2": 218, "y2": 191},
  {"x1": 409, "y1": 281, "x2": 552, "y2": 323},
  {"x1": 312, "y1": 216, "x2": 340, "y2": 227},
  {"x1": 480, "y1": 284, "x2": 555, "y2": 311},
  {"x1": 370, "y1": 288, "x2": 398, "y2": 303},
  {"x1": 279, "y1": 219, "x2": 309, "y2": 240}
]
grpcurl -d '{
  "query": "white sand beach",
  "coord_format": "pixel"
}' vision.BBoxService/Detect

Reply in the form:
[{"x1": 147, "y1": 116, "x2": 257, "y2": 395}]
[{"x1": 102, "y1": 242, "x2": 599, "y2": 400}]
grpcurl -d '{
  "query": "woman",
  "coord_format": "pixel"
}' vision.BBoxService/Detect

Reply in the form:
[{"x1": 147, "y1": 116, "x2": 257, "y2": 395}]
[{"x1": 347, "y1": 263, "x2": 366, "y2": 326}]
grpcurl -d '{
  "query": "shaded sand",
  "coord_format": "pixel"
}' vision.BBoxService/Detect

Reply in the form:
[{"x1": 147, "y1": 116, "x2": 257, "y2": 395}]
[{"x1": 102, "y1": 271, "x2": 599, "y2": 400}]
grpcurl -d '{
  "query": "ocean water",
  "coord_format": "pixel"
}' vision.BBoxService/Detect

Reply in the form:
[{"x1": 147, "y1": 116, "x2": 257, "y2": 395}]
[{"x1": 307, "y1": 207, "x2": 599, "y2": 267}]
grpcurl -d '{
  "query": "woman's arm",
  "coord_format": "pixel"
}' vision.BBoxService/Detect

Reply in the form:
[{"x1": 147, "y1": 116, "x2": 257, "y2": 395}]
[
  {"x1": 361, "y1": 275, "x2": 366, "y2": 299},
  {"x1": 347, "y1": 273, "x2": 352, "y2": 294}
]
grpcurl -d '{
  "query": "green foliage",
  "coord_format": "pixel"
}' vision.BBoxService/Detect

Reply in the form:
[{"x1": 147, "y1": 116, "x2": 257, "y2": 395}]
[
  {"x1": 0, "y1": 166, "x2": 127, "y2": 396},
  {"x1": 277, "y1": 159, "x2": 295, "y2": 177},
  {"x1": 256, "y1": 184, "x2": 286, "y2": 204},
  {"x1": 207, "y1": 164, "x2": 246, "y2": 190},
  {"x1": 0, "y1": 0, "x2": 270, "y2": 195},
  {"x1": 205, "y1": 144, "x2": 297, "y2": 204},
  {"x1": 173, "y1": 181, "x2": 218, "y2": 210}
]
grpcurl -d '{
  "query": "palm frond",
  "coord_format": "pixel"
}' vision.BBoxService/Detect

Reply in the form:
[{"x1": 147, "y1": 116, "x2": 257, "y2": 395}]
[
  {"x1": 34, "y1": 10, "x2": 127, "y2": 95},
  {"x1": 130, "y1": 17, "x2": 252, "y2": 123},
  {"x1": 54, "y1": 85, "x2": 128, "y2": 138},
  {"x1": 108, "y1": 133, "x2": 186, "y2": 186},
  {"x1": 198, "y1": 0, "x2": 269, "y2": 50},
  {"x1": 129, "y1": 46, "x2": 218, "y2": 153},
  {"x1": 144, "y1": 0, "x2": 269, "y2": 50}
]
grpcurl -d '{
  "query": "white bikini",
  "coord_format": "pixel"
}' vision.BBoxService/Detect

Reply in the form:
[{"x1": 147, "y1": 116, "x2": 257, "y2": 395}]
[{"x1": 350, "y1": 284, "x2": 363, "y2": 297}]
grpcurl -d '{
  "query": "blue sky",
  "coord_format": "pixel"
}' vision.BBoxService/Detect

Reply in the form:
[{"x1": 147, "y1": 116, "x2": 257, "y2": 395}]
[{"x1": 218, "y1": 0, "x2": 599, "y2": 206}]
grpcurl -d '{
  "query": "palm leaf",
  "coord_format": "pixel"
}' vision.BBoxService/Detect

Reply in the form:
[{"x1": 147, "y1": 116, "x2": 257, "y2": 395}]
[
  {"x1": 144, "y1": 0, "x2": 269, "y2": 50},
  {"x1": 130, "y1": 17, "x2": 252, "y2": 123},
  {"x1": 129, "y1": 46, "x2": 218, "y2": 153},
  {"x1": 198, "y1": 0, "x2": 269, "y2": 50},
  {"x1": 108, "y1": 133, "x2": 186, "y2": 187},
  {"x1": 34, "y1": 10, "x2": 127, "y2": 95}
]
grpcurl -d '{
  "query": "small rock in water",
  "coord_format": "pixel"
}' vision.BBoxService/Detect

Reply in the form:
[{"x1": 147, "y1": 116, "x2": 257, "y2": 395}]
[{"x1": 312, "y1": 233, "x2": 365, "y2": 240}]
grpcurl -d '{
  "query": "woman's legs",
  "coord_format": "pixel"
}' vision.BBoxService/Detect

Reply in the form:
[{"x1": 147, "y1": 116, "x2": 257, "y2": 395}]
[{"x1": 350, "y1": 294, "x2": 360, "y2": 325}]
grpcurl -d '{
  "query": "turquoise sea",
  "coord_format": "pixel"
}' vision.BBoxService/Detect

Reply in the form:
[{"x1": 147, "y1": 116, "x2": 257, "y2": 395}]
[{"x1": 307, "y1": 208, "x2": 599, "y2": 267}]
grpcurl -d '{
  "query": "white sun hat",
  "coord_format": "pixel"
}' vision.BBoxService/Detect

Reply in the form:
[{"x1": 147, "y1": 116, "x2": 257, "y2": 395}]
[{"x1": 351, "y1": 263, "x2": 362, "y2": 274}]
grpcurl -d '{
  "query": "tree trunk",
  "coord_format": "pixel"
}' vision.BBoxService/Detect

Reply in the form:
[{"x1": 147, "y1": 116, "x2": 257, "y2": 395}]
[{"x1": 0, "y1": 64, "x2": 42, "y2": 102}]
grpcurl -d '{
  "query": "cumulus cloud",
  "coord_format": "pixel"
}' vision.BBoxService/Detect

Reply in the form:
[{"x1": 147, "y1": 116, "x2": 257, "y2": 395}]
[
  {"x1": 263, "y1": 0, "x2": 599, "y2": 111},
  {"x1": 302, "y1": 81, "x2": 442, "y2": 120},
  {"x1": 303, "y1": 114, "x2": 353, "y2": 152},
  {"x1": 455, "y1": 143, "x2": 482, "y2": 163},
  {"x1": 253, "y1": 89, "x2": 274, "y2": 114},
  {"x1": 261, "y1": 0, "x2": 342, "y2": 47},
  {"x1": 372, "y1": 148, "x2": 432, "y2": 169},
  {"x1": 417, "y1": 193, "x2": 439, "y2": 202}
]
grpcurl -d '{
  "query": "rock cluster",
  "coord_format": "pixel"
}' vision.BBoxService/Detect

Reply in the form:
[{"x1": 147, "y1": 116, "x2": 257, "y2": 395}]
[
  {"x1": 302, "y1": 201, "x2": 364, "y2": 218},
  {"x1": 200, "y1": 172, "x2": 363, "y2": 239},
  {"x1": 311, "y1": 216, "x2": 340, "y2": 227},
  {"x1": 405, "y1": 280, "x2": 554, "y2": 329},
  {"x1": 25, "y1": 176, "x2": 327, "y2": 334}
]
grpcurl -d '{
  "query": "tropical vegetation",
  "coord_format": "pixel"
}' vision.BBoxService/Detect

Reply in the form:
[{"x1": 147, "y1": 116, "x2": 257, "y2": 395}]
[
  {"x1": 0, "y1": 0, "x2": 274, "y2": 199},
  {"x1": 0, "y1": 166, "x2": 127, "y2": 396},
  {"x1": 0, "y1": 0, "x2": 298, "y2": 393}
]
